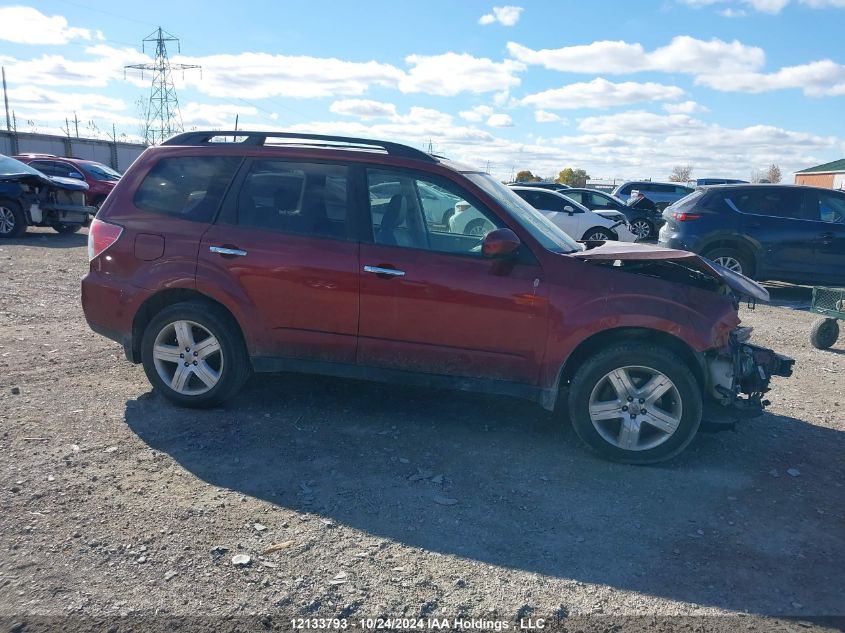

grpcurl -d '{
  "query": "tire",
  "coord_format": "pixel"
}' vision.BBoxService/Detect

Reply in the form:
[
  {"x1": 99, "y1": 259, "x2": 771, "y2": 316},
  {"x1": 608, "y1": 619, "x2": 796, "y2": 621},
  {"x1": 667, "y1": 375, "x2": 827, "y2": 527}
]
[
  {"x1": 703, "y1": 247, "x2": 752, "y2": 278},
  {"x1": 583, "y1": 227, "x2": 613, "y2": 241},
  {"x1": 630, "y1": 218, "x2": 653, "y2": 240},
  {"x1": 810, "y1": 317, "x2": 839, "y2": 350},
  {"x1": 441, "y1": 209, "x2": 455, "y2": 227},
  {"x1": 464, "y1": 218, "x2": 493, "y2": 237},
  {"x1": 141, "y1": 301, "x2": 251, "y2": 408},
  {"x1": 53, "y1": 223, "x2": 81, "y2": 234},
  {"x1": 0, "y1": 200, "x2": 27, "y2": 238},
  {"x1": 567, "y1": 343, "x2": 702, "y2": 464}
]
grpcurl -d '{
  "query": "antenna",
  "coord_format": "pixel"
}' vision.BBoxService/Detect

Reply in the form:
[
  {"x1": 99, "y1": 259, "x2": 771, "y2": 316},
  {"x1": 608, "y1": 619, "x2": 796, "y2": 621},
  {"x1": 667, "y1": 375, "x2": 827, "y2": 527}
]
[{"x1": 124, "y1": 27, "x2": 201, "y2": 145}]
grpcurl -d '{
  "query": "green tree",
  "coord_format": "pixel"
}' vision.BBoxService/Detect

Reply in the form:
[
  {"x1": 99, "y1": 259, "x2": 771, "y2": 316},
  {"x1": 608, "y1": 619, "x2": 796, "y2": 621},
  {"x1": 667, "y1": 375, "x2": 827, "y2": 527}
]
[
  {"x1": 514, "y1": 170, "x2": 538, "y2": 182},
  {"x1": 557, "y1": 167, "x2": 589, "y2": 188}
]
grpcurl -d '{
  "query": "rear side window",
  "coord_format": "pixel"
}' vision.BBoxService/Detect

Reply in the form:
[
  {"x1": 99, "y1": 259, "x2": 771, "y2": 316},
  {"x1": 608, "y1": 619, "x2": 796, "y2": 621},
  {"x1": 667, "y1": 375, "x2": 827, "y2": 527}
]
[
  {"x1": 134, "y1": 156, "x2": 241, "y2": 222},
  {"x1": 618, "y1": 184, "x2": 633, "y2": 195},
  {"x1": 671, "y1": 189, "x2": 706, "y2": 212},
  {"x1": 719, "y1": 188, "x2": 803, "y2": 219},
  {"x1": 236, "y1": 160, "x2": 349, "y2": 240}
]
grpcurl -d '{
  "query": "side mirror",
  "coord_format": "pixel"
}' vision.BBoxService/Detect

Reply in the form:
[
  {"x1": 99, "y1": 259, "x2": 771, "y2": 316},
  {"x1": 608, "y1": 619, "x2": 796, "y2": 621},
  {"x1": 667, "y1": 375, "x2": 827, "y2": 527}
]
[
  {"x1": 482, "y1": 228, "x2": 521, "y2": 258},
  {"x1": 563, "y1": 205, "x2": 576, "y2": 215}
]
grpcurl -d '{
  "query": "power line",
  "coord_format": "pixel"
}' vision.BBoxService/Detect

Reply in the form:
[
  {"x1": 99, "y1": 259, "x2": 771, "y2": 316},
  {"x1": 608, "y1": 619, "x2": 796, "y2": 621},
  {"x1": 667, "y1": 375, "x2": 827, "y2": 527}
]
[{"x1": 124, "y1": 27, "x2": 200, "y2": 145}]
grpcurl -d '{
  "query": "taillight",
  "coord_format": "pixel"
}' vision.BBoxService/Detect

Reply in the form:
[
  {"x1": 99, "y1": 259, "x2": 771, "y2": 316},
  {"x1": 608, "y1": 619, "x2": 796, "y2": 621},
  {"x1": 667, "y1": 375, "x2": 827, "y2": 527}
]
[
  {"x1": 88, "y1": 218, "x2": 123, "y2": 261},
  {"x1": 671, "y1": 211, "x2": 701, "y2": 221}
]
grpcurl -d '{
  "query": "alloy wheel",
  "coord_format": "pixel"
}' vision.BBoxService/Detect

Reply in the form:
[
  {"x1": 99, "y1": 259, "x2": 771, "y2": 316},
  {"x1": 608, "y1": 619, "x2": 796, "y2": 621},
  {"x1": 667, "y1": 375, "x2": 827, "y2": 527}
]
[
  {"x1": 713, "y1": 256, "x2": 743, "y2": 274},
  {"x1": 0, "y1": 207, "x2": 15, "y2": 235},
  {"x1": 152, "y1": 320, "x2": 223, "y2": 396},
  {"x1": 588, "y1": 365, "x2": 682, "y2": 451},
  {"x1": 631, "y1": 219, "x2": 651, "y2": 239}
]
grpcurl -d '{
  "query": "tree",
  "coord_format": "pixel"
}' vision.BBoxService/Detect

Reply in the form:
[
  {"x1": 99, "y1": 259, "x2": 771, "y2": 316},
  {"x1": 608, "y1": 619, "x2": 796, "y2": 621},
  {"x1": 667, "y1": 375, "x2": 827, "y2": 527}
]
[
  {"x1": 765, "y1": 163, "x2": 782, "y2": 184},
  {"x1": 669, "y1": 164, "x2": 693, "y2": 183},
  {"x1": 556, "y1": 167, "x2": 590, "y2": 188},
  {"x1": 514, "y1": 170, "x2": 539, "y2": 182}
]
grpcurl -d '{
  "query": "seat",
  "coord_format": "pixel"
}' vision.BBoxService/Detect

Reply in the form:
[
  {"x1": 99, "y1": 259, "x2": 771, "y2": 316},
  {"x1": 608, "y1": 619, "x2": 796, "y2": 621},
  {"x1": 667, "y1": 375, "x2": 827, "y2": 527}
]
[{"x1": 376, "y1": 194, "x2": 404, "y2": 246}]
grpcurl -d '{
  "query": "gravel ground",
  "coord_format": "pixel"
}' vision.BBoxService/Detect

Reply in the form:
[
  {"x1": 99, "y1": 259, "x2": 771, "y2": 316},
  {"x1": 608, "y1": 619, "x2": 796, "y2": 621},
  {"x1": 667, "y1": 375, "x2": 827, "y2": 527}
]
[{"x1": 1, "y1": 228, "x2": 843, "y2": 631}]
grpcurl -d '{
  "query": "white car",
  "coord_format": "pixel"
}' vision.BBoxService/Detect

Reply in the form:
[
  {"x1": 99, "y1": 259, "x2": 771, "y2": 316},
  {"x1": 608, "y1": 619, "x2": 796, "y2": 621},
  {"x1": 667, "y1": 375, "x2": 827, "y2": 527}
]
[{"x1": 449, "y1": 186, "x2": 637, "y2": 242}]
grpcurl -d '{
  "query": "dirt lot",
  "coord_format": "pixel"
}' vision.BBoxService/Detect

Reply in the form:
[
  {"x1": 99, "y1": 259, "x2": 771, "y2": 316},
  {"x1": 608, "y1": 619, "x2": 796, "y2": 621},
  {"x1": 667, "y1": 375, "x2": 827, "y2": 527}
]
[{"x1": 1, "y1": 228, "x2": 844, "y2": 631}]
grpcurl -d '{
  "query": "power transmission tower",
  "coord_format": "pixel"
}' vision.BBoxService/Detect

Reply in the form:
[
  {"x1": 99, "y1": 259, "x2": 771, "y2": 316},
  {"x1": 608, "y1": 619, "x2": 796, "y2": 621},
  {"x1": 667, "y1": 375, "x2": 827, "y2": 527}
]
[{"x1": 125, "y1": 27, "x2": 200, "y2": 145}]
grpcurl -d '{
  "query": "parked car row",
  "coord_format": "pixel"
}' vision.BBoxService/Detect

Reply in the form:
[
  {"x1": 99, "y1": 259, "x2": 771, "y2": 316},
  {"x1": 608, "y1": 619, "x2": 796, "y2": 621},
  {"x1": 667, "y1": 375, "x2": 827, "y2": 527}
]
[
  {"x1": 0, "y1": 154, "x2": 97, "y2": 237},
  {"x1": 14, "y1": 153, "x2": 121, "y2": 208},
  {"x1": 81, "y1": 130, "x2": 793, "y2": 465}
]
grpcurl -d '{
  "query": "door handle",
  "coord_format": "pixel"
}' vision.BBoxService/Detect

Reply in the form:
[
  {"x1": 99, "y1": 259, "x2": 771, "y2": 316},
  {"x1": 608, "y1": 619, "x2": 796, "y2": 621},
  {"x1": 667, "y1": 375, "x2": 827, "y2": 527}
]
[
  {"x1": 210, "y1": 245, "x2": 247, "y2": 257},
  {"x1": 818, "y1": 232, "x2": 834, "y2": 245},
  {"x1": 363, "y1": 265, "x2": 405, "y2": 277}
]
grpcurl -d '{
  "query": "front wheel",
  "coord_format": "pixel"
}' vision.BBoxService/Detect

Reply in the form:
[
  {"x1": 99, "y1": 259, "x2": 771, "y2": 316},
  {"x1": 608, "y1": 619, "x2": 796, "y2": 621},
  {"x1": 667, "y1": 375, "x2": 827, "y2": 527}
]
[
  {"x1": 567, "y1": 343, "x2": 702, "y2": 464},
  {"x1": 583, "y1": 227, "x2": 613, "y2": 241},
  {"x1": 141, "y1": 302, "x2": 251, "y2": 408},
  {"x1": 0, "y1": 200, "x2": 27, "y2": 238},
  {"x1": 464, "y1": 218, "x2": 494, "y2": 237},
  {"x1": 810, "y1": 317, "x2": 839, "y2": 350},
  {"x1": 630, "y1": 218, "x2": 653, "y2": 240}
]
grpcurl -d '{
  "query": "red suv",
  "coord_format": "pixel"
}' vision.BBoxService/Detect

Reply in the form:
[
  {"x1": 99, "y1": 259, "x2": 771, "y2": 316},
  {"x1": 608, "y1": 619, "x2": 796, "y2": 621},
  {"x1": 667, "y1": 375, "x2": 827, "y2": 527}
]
[
  {"x1": 81, "y1": 131, "x2": 793, "y2": 464},
  {"x1": 14, "y1": 154, "x2": 120, "y2": 207}
]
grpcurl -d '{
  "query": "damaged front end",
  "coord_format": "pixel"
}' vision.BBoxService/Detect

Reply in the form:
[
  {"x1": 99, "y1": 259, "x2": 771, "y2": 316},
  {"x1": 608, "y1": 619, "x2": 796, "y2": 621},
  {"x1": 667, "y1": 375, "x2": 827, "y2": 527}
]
[
  {"x1": 574, "y1": 241, "x2": 794, "y2": 425},
  {"x1": 704, "y1": 327, "x2": 794, "y2": 425}
]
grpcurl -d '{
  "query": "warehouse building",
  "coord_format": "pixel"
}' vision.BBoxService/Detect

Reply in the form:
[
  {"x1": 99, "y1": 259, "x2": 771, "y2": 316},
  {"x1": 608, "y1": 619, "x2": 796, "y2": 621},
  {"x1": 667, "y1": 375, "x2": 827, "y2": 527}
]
[{"x1": 795, "y1": 158, "x2": 845, "y2": 189}]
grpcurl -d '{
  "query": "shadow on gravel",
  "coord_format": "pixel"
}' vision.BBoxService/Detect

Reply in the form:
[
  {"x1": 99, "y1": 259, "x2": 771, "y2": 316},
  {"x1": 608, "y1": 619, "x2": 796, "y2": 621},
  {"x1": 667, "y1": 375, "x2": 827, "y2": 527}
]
[
  {"x1": 125, "y1": 373, "x2": 845, "y2": 616},
  {"x1": 1, "y1": 230, "x2": 87, "y2": 249},
  {"x1": 762, "y1": 283, "x2": 814, "y2": 311}
]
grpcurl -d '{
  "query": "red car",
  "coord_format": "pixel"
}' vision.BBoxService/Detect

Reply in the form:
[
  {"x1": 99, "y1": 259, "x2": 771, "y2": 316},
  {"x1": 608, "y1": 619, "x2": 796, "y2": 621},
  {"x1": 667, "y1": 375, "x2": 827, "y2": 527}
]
[
  {"x1": 81, "y1": 131, "x2": 793, "y2": 464},
  {"x1": 14, "y1": 154, "x2": 120, "y2": 207}
]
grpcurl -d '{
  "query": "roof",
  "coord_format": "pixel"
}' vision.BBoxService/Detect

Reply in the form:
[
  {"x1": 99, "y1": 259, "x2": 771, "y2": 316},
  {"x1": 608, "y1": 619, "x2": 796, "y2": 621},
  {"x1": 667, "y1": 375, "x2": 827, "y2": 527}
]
[{"x1": 795, "y1": 158, "x2": 845, "y2": 174}]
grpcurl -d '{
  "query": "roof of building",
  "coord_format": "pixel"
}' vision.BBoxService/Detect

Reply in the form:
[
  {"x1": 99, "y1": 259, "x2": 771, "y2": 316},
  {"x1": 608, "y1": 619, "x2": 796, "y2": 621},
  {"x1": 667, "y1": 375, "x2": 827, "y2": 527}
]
[{"x1": 795, "y1": 158, "x2": 845, "y2": 174}]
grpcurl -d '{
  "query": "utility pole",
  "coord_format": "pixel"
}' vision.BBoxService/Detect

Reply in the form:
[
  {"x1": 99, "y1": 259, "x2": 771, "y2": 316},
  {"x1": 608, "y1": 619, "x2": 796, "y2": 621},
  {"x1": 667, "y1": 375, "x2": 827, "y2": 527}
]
[
  {"x1": 124, "y1": 27, "x2": 201, "y2": 145},
  {"x1": 2, "y1": 66, "x2": 10, "y2": 132}
]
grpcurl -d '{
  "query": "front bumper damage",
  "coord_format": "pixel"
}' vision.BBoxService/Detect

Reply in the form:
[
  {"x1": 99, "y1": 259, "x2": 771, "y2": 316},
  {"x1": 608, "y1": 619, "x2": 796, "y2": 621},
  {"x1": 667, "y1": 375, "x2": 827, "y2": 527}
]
[{"x1": 702, "y1": 328, "x2": 794, "y2": 427}]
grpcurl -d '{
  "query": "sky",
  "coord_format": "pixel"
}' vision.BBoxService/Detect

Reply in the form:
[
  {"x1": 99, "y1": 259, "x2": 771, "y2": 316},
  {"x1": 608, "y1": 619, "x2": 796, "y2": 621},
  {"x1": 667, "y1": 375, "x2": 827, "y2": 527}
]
[{"x1": 0, "y1": 0, "x2": 844, "y2": 182}]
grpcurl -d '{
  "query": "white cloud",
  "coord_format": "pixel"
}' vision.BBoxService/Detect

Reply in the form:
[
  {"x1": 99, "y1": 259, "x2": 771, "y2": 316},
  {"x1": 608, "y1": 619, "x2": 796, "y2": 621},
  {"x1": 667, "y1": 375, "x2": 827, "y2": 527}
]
[
  {"x1": 663, "y1": 100, "x2": 709, "y2": 114},
  {"x1": 534, "y1": 110, "x2": 561, "y2": 123},
  {"x1": 0, "y1": 6, "x2": 94, "y2": 45},
  {"x1": 486, "y1": 113, "x2": 514, "y2": 127},
  {"x1": 696, "y1": 59, "x2": 845, "y2": 96},
  {"x1": 6, "y1": 85, "x2": 125, "y2": 112},
  {"x1": 459, "y1": 105, "x2": 494, "y2": 122},
  {"x1": 479, "y1": 6, "x2": 524, "y2": 26},
  {"x1": 0, "y1": 45, "x2": 149, "y2": 88},
  {"x1": 801, "y1": 0, "x2": 845, "y2": 6},
  {"x1": 507, "y1": 36, "x2": 764, "y2": 75},
  {"x1": 330, "y1": 99, "x2": 398, "y2": 119},
  {"x1": 180, "y1": 102, "x2": 258, "y2": 128},
  {"x1": 399, "y1": 53, "x2": 524, "y2": 95},
  {"x1": 522, "y1": 78, "x2": 685, "y2": 110},
  {"x1": 680, "y1": 0, "x2": 845, "y2": 12},
  {"x1": 176, "y1": 52, "x2": 404, "y2": 99}
]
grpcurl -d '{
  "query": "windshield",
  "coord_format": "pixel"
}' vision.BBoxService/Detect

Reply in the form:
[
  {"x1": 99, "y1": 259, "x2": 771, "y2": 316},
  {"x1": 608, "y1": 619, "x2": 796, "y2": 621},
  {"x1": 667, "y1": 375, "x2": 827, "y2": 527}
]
[
  {"x1": 467, "y1": 173, "x2": 582, "y2": 254},
  {"x1": 0, "y1": 155, "x2": 45, "y2": 178},
  {"x1": 82, "y1": 162, "x2": 121, "y2": 180}
]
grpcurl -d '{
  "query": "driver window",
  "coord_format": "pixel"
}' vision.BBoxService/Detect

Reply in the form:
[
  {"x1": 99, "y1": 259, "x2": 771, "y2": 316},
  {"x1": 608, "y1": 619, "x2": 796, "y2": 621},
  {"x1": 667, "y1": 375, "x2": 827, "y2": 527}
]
[{"x1": 366, "y1": 168, "x2": 502, "y2": 255}]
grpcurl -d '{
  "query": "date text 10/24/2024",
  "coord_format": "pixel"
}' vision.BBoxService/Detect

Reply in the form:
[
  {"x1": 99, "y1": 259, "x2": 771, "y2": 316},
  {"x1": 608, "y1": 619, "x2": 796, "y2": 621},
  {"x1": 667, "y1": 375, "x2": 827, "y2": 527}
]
[{"x1": 291, "y1": 618, "x2": 548, "y2": 630}]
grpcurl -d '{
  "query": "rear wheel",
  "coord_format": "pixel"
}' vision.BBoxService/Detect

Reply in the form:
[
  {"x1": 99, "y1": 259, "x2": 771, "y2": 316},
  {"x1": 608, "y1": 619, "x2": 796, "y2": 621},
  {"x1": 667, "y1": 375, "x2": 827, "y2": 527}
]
[
  {"x1": 53, "y1": 223, "x2": 81, "y2": 234},
  {"x1": 810, "y1": 318, "x2": 839, "y2": 350},
  {"x1": 464, "y1": 218, "x2": 494, "y2": 236},
  {"x1": 704, "y1": 247, "x2": 752, "y2": 277},
  {"x1": 567, "y1": 343, "x2": 702, "y2": 464},
  {"x1": 141, "y1": 302, "x2": 251, "y2": 408},
  {"x1": 583, "y1": 227, "x2": 613, "y2": 241},
  {"x1": 0, "y1": 200, "x2": 26, "y2": 238}
]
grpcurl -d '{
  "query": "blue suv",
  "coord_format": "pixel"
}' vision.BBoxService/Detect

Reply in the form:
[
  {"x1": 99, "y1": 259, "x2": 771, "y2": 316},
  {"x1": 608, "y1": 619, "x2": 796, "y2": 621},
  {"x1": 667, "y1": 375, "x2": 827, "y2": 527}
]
[
  {"x1": 613, "y1": 181, "x2": 694, "y2": 210},
  {"x1": 658, "y1": 184, "x2": 845, "y2": 285}
]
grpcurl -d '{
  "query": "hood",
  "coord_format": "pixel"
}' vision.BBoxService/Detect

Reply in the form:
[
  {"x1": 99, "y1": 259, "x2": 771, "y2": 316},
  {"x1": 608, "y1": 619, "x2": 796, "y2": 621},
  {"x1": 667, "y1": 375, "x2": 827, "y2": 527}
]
[
  {"x1": 571, "y1": 241, "x2": 769, "y2": 302},
  {"x1": 46, "y1": 175, "x2": 89, "y2": 191}
]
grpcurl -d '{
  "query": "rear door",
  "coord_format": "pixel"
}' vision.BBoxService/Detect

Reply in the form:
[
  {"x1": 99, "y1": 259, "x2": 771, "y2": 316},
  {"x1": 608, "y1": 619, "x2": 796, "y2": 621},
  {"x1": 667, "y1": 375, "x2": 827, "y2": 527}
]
[
  {"x1": 357, "y1": 167, "x2": 548, "y2": 384},
  {"x1": 197, "y1": 159, "x2": 360, "y2": 363},
  {"x1": 719, "y1": 186, "x2": 818, "y2": 279},
  {"x1": 802, "y1": 188, "x2": 845, "y2": 283}
]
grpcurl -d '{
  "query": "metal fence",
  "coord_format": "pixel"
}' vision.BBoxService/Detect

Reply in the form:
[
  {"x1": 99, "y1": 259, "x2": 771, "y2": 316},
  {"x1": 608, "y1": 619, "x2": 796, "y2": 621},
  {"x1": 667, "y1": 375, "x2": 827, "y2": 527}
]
[{"x1": 0, "y1": 131, "x2": 147, "y2": 173}]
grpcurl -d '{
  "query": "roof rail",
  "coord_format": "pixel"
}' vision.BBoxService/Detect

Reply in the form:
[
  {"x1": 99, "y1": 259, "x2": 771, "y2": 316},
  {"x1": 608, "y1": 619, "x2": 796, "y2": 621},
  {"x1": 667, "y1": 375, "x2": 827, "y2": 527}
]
[{"x1": 161, "y1": 131, "x2": 437, "y2": 163}]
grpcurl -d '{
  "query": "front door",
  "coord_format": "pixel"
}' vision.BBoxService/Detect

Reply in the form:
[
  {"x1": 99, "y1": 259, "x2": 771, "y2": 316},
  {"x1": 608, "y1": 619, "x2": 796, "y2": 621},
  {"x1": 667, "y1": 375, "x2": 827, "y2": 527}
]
[
  {"x1": 802, "y1": 187, "x2": 845, "y2": 283},
  {"x1": 197, "y1": 159, "x2": 360, "y2": 363},
  {"x1": 515, "y1": 189, "x2": 584, "y2": 240},
  {"x1": 357, "y1": 168, "x2": 548, "y2": 385}
]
